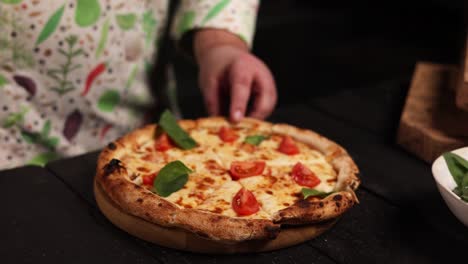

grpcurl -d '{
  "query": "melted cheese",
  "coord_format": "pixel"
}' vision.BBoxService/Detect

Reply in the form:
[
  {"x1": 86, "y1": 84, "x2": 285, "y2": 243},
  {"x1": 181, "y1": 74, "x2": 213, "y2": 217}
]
[
  {"x1": 253, "y1": 136, "x2": 337, "y2": 193},
  {"x1": 197, "y1": 181, "x2": 270, "y2": 219},
  {"x1": 239, "y1": 173, "x2": 302, "y2": 215},
  {"x1": 123, "y1": 125, "x2": 338, "y2": 220},
  {"x1": 165, "y1": 171, "x2": 229, "y2": 209}
]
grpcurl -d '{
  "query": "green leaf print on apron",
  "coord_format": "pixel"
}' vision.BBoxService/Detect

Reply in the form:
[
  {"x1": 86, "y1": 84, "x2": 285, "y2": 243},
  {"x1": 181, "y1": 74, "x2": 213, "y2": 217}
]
[
  {"x1": 116, "y1": 13, "x2": 137, "y2": 31},
  {"x1": 0, "y1": 73, "x2": 8, "y2": 88},
  {"x1": 0, "y1": 0, "x2": 23, "y2": 4},
  {"x1": 75, "y1": 0, "x2": 101, "y2": 27},
  {"x1": 98, "y1": 90, "x2": 120, "y2": 112},
  {"x1": 176, "y1": 11, "x2": 195, "y2": 35},
  {"x1": 35, "y1": 5, "x2": 65, "y2": 45},
  {"x1": 202, "y1": 0, "x2": 231, "y2": 25},
  {"x1": 95, "y1": 19, "x2": 110, "y2": 58}
]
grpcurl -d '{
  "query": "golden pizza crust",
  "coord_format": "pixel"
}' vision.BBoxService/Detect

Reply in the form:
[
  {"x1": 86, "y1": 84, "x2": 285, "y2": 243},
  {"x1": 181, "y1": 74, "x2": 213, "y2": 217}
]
[
  {"x1": 95, "y1": 117, "x2": 359, "y2": 243},
  {"x1": 94, "y1": 180, "x2": 338, "y2": 253}
]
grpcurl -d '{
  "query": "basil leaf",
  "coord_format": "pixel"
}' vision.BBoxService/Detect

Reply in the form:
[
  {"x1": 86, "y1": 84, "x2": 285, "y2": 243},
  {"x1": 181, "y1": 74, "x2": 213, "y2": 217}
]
[
  {"x1": 244, "y1": 135, "x2": 267, "y2": 146},
  {"x1": 460, "y1": 173, "x2": 468, "y2": 202},
  {"x1": 443, "y1": 152, "x2": 468, "y2": 186},
  {"x1": 158, "y1": 110, "x2": 197, "y2": 150},
  {"x1": 301, "y1": 188, "x2": 331, "y2": 199},
  {"x1": 153, "y1": 160, "x2": 192, "y2": 197}
]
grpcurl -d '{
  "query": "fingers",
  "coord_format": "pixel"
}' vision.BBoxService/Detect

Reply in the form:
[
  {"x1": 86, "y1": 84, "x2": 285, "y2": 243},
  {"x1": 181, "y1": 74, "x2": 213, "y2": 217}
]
[
  {"x1": 199, "y1": 72, "x2": 220, "y2": 116},
  {"x1": 229, "y1": 59, "x2": 254, "y2": 122},
  {"x1": 249, "y1": 66, "x2": 277, "y2": 120}
]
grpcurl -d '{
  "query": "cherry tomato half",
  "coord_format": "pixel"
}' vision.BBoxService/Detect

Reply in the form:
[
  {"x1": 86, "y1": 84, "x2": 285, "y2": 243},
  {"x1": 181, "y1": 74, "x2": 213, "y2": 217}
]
[
  {"x1": 232, "y1": 187, "x2": 260, "y2": 216},
  {"x1": 142, "y1": 173, "x2": 157, "y2": 185},
  {"x1": 291, "y1": 162, "x2": 321, "y2": 188},
  {"x1": 155, "y1": 133, "x2": 174, "y2": 151},
  {"x1": 219, "y1": 126, "x2": 239, "y2": 143},
  {"x1": 230, "y1": 161, "x2": 266, "y2": 180},
  {"x1": 278, "y1": 136, "x2": 299, "y2": 155}
]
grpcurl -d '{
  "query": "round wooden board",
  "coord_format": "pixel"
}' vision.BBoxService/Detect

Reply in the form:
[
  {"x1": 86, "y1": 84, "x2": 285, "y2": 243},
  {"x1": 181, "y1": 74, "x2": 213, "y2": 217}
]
[{"x1": 94, "y1": 180, "x2": 337, "y2": 254}]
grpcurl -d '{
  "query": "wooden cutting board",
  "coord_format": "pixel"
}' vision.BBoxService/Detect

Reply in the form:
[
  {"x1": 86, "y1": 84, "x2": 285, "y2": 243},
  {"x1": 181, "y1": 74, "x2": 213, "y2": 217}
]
[
  {"x1": 94, "y1": 180, "x2": 337, "y2": 253},
  {"x1": 397, "y1": 62, "x2": 468, "y2": 163}
]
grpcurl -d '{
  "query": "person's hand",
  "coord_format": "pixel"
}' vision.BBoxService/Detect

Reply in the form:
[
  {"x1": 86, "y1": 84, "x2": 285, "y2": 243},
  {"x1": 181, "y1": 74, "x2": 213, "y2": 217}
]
[{"x1": 194, "y1": 29, "x2": 277, "y2": 122}]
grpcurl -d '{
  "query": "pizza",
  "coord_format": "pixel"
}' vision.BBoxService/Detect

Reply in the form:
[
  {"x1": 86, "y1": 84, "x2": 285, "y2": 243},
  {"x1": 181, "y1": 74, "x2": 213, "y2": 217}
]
[{"x1": 95, "y1": 111, "x2": 360, "y2": 243}]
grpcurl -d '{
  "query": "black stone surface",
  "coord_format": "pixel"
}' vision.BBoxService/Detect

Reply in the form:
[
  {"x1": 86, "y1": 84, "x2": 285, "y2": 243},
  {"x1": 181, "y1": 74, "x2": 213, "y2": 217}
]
[{"x1": 0, "y1": 166, "x2": 158, "y2": 264}]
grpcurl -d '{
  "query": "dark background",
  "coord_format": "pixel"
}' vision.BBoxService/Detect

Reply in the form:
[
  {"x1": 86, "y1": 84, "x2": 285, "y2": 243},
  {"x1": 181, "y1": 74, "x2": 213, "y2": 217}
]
[{"x1": 171, "y1": 0, "x2": 466, "y2": 139}]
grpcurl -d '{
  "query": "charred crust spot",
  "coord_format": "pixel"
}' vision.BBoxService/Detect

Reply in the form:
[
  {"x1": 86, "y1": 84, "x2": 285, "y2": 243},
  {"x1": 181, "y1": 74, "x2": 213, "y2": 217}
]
[
  {"x1": 134, "y1": 185, "x2": 141, "y2": 189},
  {"x1": 266, "y1": 190, "x2": 273, "y2": 195},
  {"x1": 279, "y1": 212, "x2": 286, "y2": 218},
  {"x1": 247, "y1": 222, "x2": 254, "y2": 227},
  {"x1": 283, "y1": 202, "x2": 290, "y2": 206},
  {"x1": 103, "y1": 159, "x2": 124, "y2": 177},
  {"x1": 335, "y1": 202, "x2": 341, "y2": 208},
  {"x1": 158, "y1": 203, "x2": 163, "y2": 207},
  {"x1": 107, "y1": 142, "x2": 117, "y2": 150},
  {"x1": 129, "y1": 173, "x2": 139, "y2": 180},
  {"x1": 292, "y1": 192, "x2": 302, "y2": 198},
  {"x1": 333, "y1": 194, "x2": 342, "y2": 201},
  {"x1": 264, "y1": 225, "x2": 280, "y2": 239},
  {"x1": 298, "y1": 200, "x2": 310, "y2": 208},
  {"x1": 136, "y1": 198, "x2": 143, "y2": 203},
  {"x1": 319, "y1": 202, "x2": 324, "y2": 208}
]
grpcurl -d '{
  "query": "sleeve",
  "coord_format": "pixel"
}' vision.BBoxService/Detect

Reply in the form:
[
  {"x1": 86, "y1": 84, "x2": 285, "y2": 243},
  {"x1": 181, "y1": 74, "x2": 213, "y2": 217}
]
[{"x1": 171, "y1": 0, "x2": 260, "y2": 48}]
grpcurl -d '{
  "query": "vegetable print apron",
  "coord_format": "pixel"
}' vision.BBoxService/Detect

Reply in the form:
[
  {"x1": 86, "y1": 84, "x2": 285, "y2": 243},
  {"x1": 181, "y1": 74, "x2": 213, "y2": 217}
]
[{"x1": 0, "y1": 0, "x2": 259, "y2": 170}]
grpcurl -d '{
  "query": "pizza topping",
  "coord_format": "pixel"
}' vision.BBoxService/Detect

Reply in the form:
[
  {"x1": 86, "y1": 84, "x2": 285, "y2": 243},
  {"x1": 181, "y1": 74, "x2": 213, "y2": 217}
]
[
  {"x1": 230, "y1": 161, "x2": 266, "y2": 180},
  {"x1": 278, "y1": 135, "x2": 299, "y2": 155},
  {"x1": 244, "y1": 135, "x2": 267, "y2": 146},
  {"x1": 158, "y1": 110, "x2": 197, "y2": 150},
  {"x1": 153, "y1": 160, "x2": 193, "y2": 197},
  {"x1": 301, "y1": 188, "x2": 331, "y2": 199},
  {"x1": 204, "y1": 159, "x2": 225, "y2": 175},
  {"x1": 142, "y1": 172, "x2": 157, "y2": 185},
  {"x1": 232, "y1": 188, "x2": 260, "y2": 216},
  {"x1": 218, "y1": 126, "x2": 239, "y2": 142},
  {"x1": 239, "y1": 143, "x2": 256, "y2": 153},
  {"x1": 155, "y1": 133, "x2": 174, "y2": 151},
  {"x1": 291, "y1": 162, "x2": 321, "y2": 188}
]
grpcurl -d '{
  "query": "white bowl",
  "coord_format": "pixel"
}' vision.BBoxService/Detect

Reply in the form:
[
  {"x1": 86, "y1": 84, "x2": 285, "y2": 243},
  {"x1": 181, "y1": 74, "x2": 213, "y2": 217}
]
[{"x1": 432, "y1": 147, "x2": 468, "y2": 227}]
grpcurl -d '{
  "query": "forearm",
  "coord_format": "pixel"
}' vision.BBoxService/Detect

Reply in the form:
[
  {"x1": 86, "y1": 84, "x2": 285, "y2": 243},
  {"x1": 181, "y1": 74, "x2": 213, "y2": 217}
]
[
  {"x1": 194, "y1": 29, "x2": 248, "y2": 64},
  {"x1": 171, "y1": 0, "x2": 259, "y2": 60}
]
